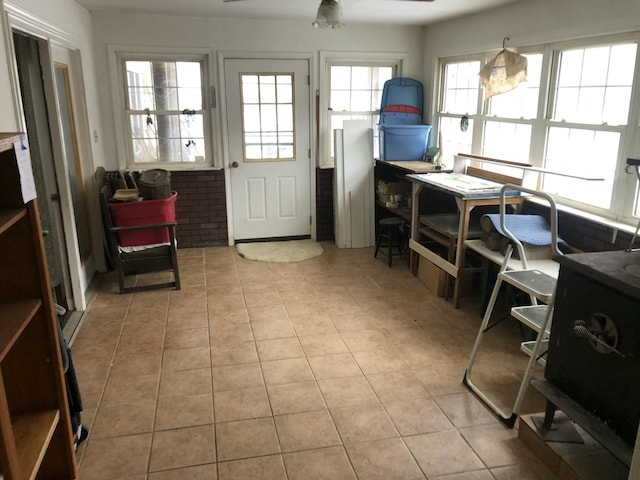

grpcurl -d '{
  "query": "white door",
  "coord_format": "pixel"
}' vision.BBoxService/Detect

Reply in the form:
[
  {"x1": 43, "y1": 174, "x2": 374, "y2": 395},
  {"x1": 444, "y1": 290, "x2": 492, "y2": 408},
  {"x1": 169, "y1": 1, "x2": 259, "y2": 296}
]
[{"x1": 224, "y1": 58, "x2": 311, "y2": 241}]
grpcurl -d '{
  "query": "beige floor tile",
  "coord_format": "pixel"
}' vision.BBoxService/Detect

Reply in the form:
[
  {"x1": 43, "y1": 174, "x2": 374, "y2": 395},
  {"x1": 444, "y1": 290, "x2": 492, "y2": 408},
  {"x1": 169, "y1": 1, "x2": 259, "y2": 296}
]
[
  {"x1": 317, "y1": 376, "x2": 378, "y2": 408},
  {"x1": 267, "y1": 381, "x2": 326, "y2": 415},
  {"x1": 352, "y1": 348, "x2": 408, "y2": 374},
  {"x1": 261, "y1": 357, "x2": 314, "y2": 385},
  {"x1": 208, "y1": 309, "x2": 249, "y2": 325},
  {"x1": 218, "y1": 455, "x2": 287, "y2": 480},
  {"x1": 148, "y1": 463, "x2": 217, "y2": 480},
  {"x1": 154, "y1": 393, "x2": 214, "y2": 430},
  {"x1": 244, "y1": 290, "x2": 283, "y2": 308},
  {"x1": 345, "y1": 437, "x2": 425, "y2": 480},
  {"x1": 283, "y1": 446, "x2": 357, "y2": 480},
  {"x1": 256, "y1": 337, "x2": 305, "y2": 361},
  {"x1": 214, "y1": 386, "x2": 271, "y2": 422},
  {"x1": 434, "y1": 392, "x2": 497, "y2": 428},
  {"x1": 158, "y1": 367, "x2": 212, "y2": 398},
  {"x1": 460, "y1": 423, "x2": 533, "y2": 468},
  {"x1": 162, "y1": 346, "x2": 211, "y2": 371},
  {"x1": 290, "y1": 314, "x2": 337, "y2": 336},
  {"x1": 366, "y1": 370, "x2": 429, "y2": 403},
  {"x1": 210, "y1": 322, "x2": 254, "y2": 345},
  {"x1": 102, "y1": 371, "x2": 160, "y2": 404},
  {"x1": 166, "y1": 310, "x2": 209, "y2": 331},
  {"x1": 405, "y1": 430, "x2": 485, "y2": 477},
  {"x1": 149, "y1": 424, "x2": 216, "y2": 471},
  {"x1": 490, "y1": 463, "x2": 557, "y2": 480},
  {"x1": 118, "y1": 330, "x2": 165, "y2": 355},
  {"x1": 413, "y1": 362, "x2": 469, "y2": 396},
  {"x1": 91, "y1": 398, "x2": 156, "y2": 438},
  {"x1": 341, "y1": 329, "x2": 390, "y2": 351},
  {"x1": 247, "y1": 304, "x2": 290, "y2": 322},
  {"x1": 213, "y1": 362, "x2": 264, "y2": 391},
  {"x1": 211, "y1": 341, "x2": 259, "y2": 366},
  {"x1": 110, "y1": 352, "x2": 162, "y2": 376},
  {"x1": 76, "y1": 245, "x2": 570, "y2": 480},
  {"x1": 330, "y1": 313, "x2": 377, "y2": 333},
  {"x1": 251, "y1": 319, "x2": 296, "y2": 340},
  {"x1": 331, "y1": 403, "x2": 398, "y2": 444},
  {"x1": 385, "y1": 397, "x2": 454, "y2": 436},
  {"x1": 216, "y1": 417, "x2": 281, "y2": 461},
  {"x1": 298, "y1": 333, "x2": 349, "y2": 356},
  {"x1": 78, "y1": 433, "x2": 152, "y2": 480},
  {"x1": 274, "y1": 409, "x2": 341, "y2": 452},
  {"x1": 164, "y1": 327, "x2": 210, "y2": 349},
  {"x1": 307, "y1": 352, "x2": 362, "y2": 379},
  {"x1": 430, "y1": 470, "x2": 494, "y2": 479}
]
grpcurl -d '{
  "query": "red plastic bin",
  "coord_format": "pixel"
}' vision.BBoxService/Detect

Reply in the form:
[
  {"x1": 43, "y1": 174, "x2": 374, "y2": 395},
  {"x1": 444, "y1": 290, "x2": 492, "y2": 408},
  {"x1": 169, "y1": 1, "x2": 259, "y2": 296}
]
[{"x1": 108, "y1": 192, "x2": 177, "y2": 247}]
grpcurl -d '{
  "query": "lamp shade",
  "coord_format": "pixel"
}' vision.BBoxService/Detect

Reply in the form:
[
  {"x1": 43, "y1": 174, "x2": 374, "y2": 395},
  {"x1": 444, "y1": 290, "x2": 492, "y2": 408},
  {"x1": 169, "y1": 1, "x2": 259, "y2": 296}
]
[{"x1": 312, "y1": 0, "x2": 344, "y2": 29}]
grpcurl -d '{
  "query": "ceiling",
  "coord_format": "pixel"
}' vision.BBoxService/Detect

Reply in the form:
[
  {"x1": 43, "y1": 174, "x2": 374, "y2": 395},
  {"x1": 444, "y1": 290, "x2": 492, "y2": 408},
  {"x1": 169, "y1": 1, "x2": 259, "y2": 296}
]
[{"x1": 72, "y1": 0, "x2": 520, "y2": 26}]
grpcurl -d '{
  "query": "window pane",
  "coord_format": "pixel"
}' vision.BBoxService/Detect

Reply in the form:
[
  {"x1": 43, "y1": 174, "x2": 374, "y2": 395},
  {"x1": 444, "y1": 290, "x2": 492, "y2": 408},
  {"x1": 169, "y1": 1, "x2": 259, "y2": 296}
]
[
  {"x1": 438, "y1": 116, "x2": 474, "y2": 164},
  {"x1": 241, "y1": 73, "x2": 295, "y2": 161},
  {"x1": 124, "y1": 58, "x2": 207, "y2": 164},
  {"x1": 176, "y1": 61, "x2": 201, "y2": 88},
  {"x1": 442, "y1": 61, "x2": 480, "y2": 114},
  {"x1": 483, "y1": 121, "x2": 532, "y2": 163},
  {"x1": 242, "y1": 75, "x2": 260, "y2": 103},
  {"x1": 328, "y1": 64, "x2": 394, "y2": 160},
  {"x1": 488, "y1": 54, "x2": 542, "y2": 119},
  {"x1": 553, "y1": 43, "x2": 636, "y2": 125},
  {"x1": 543, "y1": 127, "x2": 619, "y2": 208},
  {"x1": 260, "y1": 75, "x2": 277, "y2": 104}
]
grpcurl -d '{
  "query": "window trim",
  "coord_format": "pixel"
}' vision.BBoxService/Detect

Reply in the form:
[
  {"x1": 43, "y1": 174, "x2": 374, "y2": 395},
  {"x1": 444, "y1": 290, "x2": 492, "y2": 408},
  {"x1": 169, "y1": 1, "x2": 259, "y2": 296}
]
[
  {"x1": 432, "y1": 32, "x2": 640, "y2": 225},
  {"x1": 319, "y1": 51, "x2": 406, "y2": 168},
  {"x1": 109, "y1": 46, "x2": 217, "y2": 170}
]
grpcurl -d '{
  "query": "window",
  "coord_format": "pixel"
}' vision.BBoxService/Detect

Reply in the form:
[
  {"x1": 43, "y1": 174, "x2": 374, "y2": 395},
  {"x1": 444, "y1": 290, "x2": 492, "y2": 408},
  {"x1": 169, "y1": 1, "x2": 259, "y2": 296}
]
[
  {"x1": 434, "y1": 34, "x2": 640, "y2": 223},
  {"x1": 320, "y1": 54, "x2": 402, "y2": 167},
  {"x1": 240, "y1": 73, "x2": 294, "y2": 161},
  {"x1": 120, "y1": 55, "x2": 210, "y2": 168},
  {"x1": 542, "y1": 43, "x2": 637, "y2": 210}
]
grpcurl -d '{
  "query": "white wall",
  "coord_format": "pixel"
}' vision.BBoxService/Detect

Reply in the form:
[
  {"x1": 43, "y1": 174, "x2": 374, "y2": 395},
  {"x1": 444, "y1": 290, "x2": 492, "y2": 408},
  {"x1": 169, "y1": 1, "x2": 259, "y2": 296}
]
[
  {"x1": 90, "y1": 12, "x2": 426, "y2": 170},
  {"x1": 422, "y1": 0, "x2": 640, "y2": 120},
  {"x1": 0, "y1": 0, "x2": 105, "y2": 167}
]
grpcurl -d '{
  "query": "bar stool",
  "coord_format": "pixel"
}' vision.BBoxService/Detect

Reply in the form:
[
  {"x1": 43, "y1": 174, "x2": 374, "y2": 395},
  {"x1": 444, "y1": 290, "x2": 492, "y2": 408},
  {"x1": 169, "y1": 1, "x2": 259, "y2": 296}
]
[{"x1": 374, "y1": 216, "x2": 405, "y2": 267}]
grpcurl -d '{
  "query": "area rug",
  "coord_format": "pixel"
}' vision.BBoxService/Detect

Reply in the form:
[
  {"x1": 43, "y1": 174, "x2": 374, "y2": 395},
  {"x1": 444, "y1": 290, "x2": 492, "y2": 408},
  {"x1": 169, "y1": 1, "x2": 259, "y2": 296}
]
[{"x1": 236, "y1": 239, "x2": 323, "y2": 263}]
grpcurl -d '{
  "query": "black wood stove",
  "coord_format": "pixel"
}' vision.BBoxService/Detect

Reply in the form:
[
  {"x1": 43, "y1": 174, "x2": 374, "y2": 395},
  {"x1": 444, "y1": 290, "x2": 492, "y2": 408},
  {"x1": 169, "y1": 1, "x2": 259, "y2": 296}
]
[{"x1": 535, "y1": 249, "x2": 640, "y2": 467}]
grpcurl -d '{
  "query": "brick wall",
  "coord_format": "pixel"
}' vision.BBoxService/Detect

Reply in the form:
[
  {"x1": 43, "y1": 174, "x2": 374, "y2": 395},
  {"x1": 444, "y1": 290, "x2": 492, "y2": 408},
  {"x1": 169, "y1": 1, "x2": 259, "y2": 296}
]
[
  {"x1": 316, "y1": 167, "x2": 334, "y2": 241},
  {"x1": 170, "y1": 168, "x2": 336, "y2": 247},
  {"x1": 171, "y1": 170, "x2": 228, "y2": 248}
]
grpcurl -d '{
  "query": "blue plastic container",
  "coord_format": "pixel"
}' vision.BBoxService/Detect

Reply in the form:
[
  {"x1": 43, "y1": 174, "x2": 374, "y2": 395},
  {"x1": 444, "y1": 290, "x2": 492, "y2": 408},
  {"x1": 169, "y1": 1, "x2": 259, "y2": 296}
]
[
  {"x1": 380, "y1": 78, "x2": 424, "y2": 113},
  {"x1": 379, "y1": 111, "x2": 423, "y2": 125},
  {"x1": 378, "y1": 124, "x2": 432, "y2": 161}
]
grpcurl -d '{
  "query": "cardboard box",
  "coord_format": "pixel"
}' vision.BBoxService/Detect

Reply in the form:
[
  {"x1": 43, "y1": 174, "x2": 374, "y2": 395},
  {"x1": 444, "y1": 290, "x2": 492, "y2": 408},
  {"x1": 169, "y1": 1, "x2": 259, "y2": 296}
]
[{"x1": 418, "y1": 256, "x2": 447, "y2": 297}]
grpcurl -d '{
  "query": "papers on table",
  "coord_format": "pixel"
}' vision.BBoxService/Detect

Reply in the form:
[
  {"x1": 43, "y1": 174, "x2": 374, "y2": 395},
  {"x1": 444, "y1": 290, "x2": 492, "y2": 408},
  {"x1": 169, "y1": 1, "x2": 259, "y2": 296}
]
[{"x1": 408, "y1": 173, "x2": 520, "y2": 198}]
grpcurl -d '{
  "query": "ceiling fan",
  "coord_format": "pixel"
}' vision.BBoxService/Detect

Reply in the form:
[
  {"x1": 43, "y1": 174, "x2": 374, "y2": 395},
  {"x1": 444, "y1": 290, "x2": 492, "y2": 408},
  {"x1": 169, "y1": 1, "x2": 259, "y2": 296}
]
[{"x1": 222, "y1": 0, "x2": 435, "y2": 29}]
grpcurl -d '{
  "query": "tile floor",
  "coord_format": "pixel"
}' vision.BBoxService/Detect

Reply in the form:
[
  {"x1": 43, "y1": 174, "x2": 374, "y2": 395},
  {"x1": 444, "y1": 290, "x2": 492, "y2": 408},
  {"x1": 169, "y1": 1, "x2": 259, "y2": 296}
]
[{"x1": 72, "y1": 242, "x2": 570, "y2": 479}]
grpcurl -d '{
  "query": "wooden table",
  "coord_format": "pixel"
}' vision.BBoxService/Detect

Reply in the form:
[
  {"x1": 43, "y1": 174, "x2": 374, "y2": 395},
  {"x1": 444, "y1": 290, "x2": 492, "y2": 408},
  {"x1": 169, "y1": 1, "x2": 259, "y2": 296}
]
[{"x1": 406, "y1": 173, "x2": 523, "y2": 308}]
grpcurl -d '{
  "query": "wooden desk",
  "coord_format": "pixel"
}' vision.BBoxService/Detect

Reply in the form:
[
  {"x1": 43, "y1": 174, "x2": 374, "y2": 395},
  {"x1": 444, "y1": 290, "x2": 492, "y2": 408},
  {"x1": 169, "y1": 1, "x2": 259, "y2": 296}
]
[{"x1": 406, "y1": 173, "x2": 523, "y2": 308}]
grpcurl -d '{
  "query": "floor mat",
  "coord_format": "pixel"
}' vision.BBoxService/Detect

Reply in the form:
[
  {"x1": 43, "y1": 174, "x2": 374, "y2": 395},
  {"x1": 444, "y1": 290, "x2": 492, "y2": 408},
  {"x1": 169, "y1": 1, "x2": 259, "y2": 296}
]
[{"x1": 236, "y1": 239, "x2": 323, "y2": 263}]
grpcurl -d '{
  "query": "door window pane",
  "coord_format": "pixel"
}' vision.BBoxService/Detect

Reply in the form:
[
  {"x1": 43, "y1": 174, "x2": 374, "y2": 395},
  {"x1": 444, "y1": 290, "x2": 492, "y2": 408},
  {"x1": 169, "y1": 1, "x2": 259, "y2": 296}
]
[{"x1": 240, "y1": 73, "x2": 295, "y2": 162}]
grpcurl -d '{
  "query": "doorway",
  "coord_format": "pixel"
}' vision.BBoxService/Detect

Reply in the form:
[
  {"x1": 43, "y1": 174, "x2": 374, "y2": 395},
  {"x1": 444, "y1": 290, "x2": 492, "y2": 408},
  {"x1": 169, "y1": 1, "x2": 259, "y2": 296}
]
[
  {"x1": 12, "y1": 31, "x2": 93, "y2": 331},
  {"x1": 224, "y1": 58, "x2": 312, "y2": 241}
]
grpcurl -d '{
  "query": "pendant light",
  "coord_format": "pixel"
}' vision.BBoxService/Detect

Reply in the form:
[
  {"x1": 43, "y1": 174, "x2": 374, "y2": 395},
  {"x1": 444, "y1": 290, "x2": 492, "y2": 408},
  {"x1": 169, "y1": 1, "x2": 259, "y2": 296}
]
[{"x1": 312, "y1": 0, "x2": 344, "y2": 29}]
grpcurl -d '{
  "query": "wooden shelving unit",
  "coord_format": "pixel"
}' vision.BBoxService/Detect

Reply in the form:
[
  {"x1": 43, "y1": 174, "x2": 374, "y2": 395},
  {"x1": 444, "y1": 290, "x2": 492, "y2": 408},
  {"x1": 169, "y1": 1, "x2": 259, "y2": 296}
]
[{"x1": 0, "y1": 133, "x2": 78, "y2": 479}]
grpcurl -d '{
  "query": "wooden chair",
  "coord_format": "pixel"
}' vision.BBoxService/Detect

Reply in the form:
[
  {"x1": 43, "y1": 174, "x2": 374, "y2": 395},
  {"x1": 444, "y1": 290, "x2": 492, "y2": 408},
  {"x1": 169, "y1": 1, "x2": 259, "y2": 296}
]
[{"x1": 99, "y1": 184, "x2": 180, "y2": 294}]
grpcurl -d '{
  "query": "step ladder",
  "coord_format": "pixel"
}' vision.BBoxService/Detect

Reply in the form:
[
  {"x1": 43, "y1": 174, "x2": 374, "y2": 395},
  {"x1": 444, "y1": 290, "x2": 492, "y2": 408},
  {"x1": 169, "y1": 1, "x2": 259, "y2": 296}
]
[{"x1": 463, "y1": 184, "x2": 562, "y2": 428}]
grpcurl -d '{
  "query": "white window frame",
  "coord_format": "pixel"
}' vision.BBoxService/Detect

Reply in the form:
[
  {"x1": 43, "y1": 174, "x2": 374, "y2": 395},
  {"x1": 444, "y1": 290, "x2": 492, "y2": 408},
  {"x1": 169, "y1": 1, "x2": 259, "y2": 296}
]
[
  {"x1": 433, "y1": 32, "x2": 640, "y2": 225},
  {"x1": 319, "y1": 51, "x2": 405, "y2": 168},
  {"x1": 109, "y1": 46, "x2": 217, "y2": 170}
]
